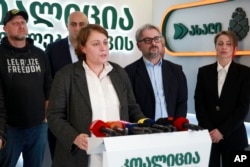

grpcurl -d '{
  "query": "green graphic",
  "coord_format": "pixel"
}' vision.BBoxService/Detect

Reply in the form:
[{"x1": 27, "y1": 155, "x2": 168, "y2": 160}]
[
  {"x1": 123, "y1": 151, "x2": 200, "y2": 167},
  {"x1": 228, "y1": 7, "x2": 249, "y2": 41},
  {"x1": 171, "y1": 7, "x2": 250, "y2": 41},
  {"x1": 0, "y1": 0, "x2": 135, "y2": 51},
  {"x1": 174, "y1": 23, "x2": 188, "y2": 39}
]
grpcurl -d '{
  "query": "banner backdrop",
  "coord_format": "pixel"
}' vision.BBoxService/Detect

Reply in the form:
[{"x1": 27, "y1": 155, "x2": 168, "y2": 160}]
[{"x1": 0, "y1": 0, "x2": 152, "y2": 67}]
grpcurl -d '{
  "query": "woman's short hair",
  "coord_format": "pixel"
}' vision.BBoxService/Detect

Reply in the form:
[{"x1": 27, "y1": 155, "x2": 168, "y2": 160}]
[{"x1": 75, "y1": 24, "x2": 108, "y2": 60}]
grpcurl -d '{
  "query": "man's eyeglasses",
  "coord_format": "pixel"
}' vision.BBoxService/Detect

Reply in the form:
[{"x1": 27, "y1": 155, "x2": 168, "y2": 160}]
[{"x1": 138, "y1": 36, "x2": 162, "y2": 44}]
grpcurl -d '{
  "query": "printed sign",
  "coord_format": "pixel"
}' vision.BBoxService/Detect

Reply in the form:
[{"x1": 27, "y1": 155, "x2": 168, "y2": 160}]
[{"x1": 160, "y1": 0, "x2": 250, "y2": 56}]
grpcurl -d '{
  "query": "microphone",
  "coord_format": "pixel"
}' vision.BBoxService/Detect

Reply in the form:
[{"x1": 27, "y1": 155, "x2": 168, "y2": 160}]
[
  {"x1": 119, "y1": 121, "x2": 155, "y2": 135},
  {"x1": 173, "y1": 117, "x2": 203, "y2": 131},
  {"x1": 155, "y1": 117, "x2": 173, "y2": 125},
  {"x1": 138, "y1": 118, "x2": 175, "y2": 132},
  {"x1": 106, "y1": 121, "x2": 128, "y2": 135},
  {"x1": 127, "y1": 126, "x2": 154, "y2": 134},
  {"x1": 155, "y1": 117, "x2": 177, "y2": 132},
  {"x1": 89, "y1": 120, "x2": 121, "y2": 137}
]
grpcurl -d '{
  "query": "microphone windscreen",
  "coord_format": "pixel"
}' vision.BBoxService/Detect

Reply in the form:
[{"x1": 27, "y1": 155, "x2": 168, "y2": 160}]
[
  {"x1": 89, "y1": 120, "x2": 109, "y2": 137},
  {"x1": 122, "y1": 122, "x2": 152, "y2": 134},
  {"x1": 106, "y1": 121, "x2": 128, "y2": 135},
  {"x1": 137, "y1": 118, "x2": 155, "y2": 126},
  {"x1": 173, "y1": 117, "x2": 189, "y2": 131},
  {"x1": 155, "y1": 118, "x2": 172, "y2": 126},
  {"x1": 106, "y1": 121, "x2": 124, "y2": 129}
]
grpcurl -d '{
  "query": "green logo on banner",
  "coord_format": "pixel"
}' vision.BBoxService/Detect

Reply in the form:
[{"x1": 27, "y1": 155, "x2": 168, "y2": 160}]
[
  {"x1": 174, "y1": 23, "x2": 188, "y2": 39},
  {"x1": 168, "y1": 7, "x2": 249, "y2": 41}
]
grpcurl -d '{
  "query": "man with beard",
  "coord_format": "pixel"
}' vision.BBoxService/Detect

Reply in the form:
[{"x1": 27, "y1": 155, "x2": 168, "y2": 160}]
[
  {"x1": 0, "y1": 9, "x2": 52, "y2": 167},
  {"x1": 125, "y1": 24, "x2": 188, "y2": 124}
]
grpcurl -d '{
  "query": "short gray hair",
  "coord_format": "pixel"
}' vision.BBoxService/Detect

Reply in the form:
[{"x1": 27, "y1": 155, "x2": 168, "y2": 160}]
[{"x1": 135, "y1": 24, "x2": 162, "y2": 42}]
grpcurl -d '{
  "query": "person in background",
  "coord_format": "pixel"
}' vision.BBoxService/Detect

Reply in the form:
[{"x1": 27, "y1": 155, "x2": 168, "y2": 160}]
[
  {"x1": 125, "y1": 23, "x2": 188, "y2": 124},
  {"x1": 194, "y1": 30, "x2": 250, "y2": 167},
  {"x1": 47, "y1": 24, "x2": 146, "y2": 167},
  {"x1": 45, "y1": 11, "x2": 88, "y2": 77},
  {"x1": 45, "y1": 11, "x2": 88, "y2": 160},
  {"x1": 0, "y1": 9, "x2": 52, "y2": 167}
]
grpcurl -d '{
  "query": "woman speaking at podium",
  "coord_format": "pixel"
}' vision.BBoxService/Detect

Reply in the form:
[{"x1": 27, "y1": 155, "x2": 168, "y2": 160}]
[{"x1": 47, "y1": 24, "x2": 146, "y2": 167}]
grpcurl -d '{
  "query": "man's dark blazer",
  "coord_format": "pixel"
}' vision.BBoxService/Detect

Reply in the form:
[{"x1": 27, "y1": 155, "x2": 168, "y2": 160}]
[
  {"x1": 45, "y1": 37, "x2": 72, "y2": 77},
  {"x1": 195, "y1": 61, "x2": 250, "y2": 149},
  {"x1": 125, "y1": 57, "x2": 188, "y2": 120}
]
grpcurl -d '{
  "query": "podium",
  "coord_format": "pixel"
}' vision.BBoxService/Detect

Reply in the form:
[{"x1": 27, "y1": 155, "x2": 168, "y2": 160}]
[{"x1": 87, "y1": 130, "x2": 211, "y2": 167}]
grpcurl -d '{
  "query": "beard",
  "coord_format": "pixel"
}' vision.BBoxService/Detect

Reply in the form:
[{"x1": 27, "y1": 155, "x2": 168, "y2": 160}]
[
  {"x1": 145, "y1": 46, "x2": 160, "y2": 59},
  {"x1": 14, "y1": 35, "x2": 26, "y2": 41},
  {"x1": 147, "y1": 52, "x2": 159, "y2": 59}
]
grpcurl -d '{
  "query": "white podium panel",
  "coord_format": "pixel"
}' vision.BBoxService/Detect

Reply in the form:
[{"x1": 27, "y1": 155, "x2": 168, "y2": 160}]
[{"x1": 87, "y1": 130, "x2": 211, "y2": 167}]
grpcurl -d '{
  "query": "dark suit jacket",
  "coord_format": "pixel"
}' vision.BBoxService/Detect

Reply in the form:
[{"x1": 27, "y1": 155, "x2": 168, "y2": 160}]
[
  {"x1": 47, "y1": 61, "x2": 145, "y2": 167},
  {"x1": 45, "y1": 37, "x2": 72, "y2": 77},
  {"x1": 195, "y1": 61, "x2": 250, "y2": 149},
  {"x1": 125, "y1": 57, "x2": 188, "y2": 119}
]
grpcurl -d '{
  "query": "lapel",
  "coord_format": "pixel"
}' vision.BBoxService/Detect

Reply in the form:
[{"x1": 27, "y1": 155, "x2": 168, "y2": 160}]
[
  {"x1": 200, "y1": 62, "x2": 219, "y2": 99},
  {"x1": 60, "y1": 38, "x2": 73, "y2": 63},
  {"x1": 161, "y1": 60, "x2": 171, "y2": 101},
  {"x1": 73, "y1": 61, "x2": 91, "y2": 108},
  {"x1": 209, "y1": 62, "x2": 220, "y2": 99},
  {"x1": 108, "y1": 66, "x2": 123, "y2": 104},
  {"x1": 220, "y1": 61, "x2": 237, "y2": 98},
  {"x1": 137, "y1": 58, "x2": 154, "y2": 95}
]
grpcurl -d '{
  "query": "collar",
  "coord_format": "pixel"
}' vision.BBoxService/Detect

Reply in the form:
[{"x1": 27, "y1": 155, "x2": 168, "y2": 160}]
[
  {"x1": 217, "y1": 61, "x2": 231, "y2": 72},
  {"x1": 82, "y1": 61, "x2": 113, "y2": 75},
  {"x1": 67, "y1": 37, "x2": 73, "y2": 47},
  {"x1": 143, "y1": 57, "x2": 162, "y2": 67}
]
